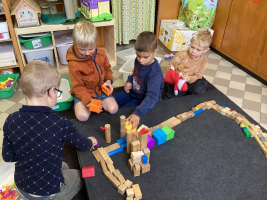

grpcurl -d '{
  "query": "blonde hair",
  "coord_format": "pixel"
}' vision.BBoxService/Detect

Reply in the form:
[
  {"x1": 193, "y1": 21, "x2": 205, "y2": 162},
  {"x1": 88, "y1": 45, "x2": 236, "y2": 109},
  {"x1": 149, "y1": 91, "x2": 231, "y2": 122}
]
[
  {"x1": 21, "y1": 60, "x2": 60, "y2": 99},
  {"x1": 191, "y1": 29, "x2": 213, "y2": 49},
  {"x1": 135, "y1": 31, "x2": 157, "y2": 52},
  {"x1": 72, "y1": 21, "x2": 98, "y2": 47}
]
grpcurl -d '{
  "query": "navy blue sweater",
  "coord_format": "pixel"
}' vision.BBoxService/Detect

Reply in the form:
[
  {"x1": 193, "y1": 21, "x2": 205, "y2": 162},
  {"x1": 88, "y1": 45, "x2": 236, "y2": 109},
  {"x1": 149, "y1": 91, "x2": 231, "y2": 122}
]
[
  {"x1": 2, "y1": 105, "x2": 92, "y2": 196},
  {"x1": 127, "y1": 58, "x2": 164, "y2": 117}
]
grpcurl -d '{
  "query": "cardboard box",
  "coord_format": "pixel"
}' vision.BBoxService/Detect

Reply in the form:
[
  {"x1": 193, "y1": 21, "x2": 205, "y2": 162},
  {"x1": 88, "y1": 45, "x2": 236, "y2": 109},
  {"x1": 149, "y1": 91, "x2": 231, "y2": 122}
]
[{"x1": 159, "y1": 19, "x2": 214, "y2": 51}]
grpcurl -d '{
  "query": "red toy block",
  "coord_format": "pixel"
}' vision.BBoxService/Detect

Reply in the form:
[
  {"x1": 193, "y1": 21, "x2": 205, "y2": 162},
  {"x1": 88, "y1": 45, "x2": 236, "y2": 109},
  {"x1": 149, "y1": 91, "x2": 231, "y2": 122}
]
[
  {"x1": 89, "y1": 99, "x2": 101, "y2": 113},
  {"x1": 101, "y1": 85, "x2": 111, "y2": 96},
  {"x1": 140, "y1": 127, "x2": 149, "y2": 135},
  {"x1": 82, "y1": 166, "x2": 95, "y2": 178}
]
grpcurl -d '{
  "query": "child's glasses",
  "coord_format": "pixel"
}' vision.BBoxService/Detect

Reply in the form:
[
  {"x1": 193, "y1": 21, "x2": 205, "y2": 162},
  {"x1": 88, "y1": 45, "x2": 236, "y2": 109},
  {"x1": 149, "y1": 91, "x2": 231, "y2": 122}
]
[{"x1": 46, "y1": 88, "x2": 63, "y2": 98}]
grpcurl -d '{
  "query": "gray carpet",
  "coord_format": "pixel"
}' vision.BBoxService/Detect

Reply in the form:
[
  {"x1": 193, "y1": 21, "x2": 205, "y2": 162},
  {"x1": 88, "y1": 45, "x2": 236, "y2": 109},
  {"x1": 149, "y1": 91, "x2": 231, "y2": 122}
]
[{"x1": 72, "y1": 89, "x2": 267, "y2": 200}]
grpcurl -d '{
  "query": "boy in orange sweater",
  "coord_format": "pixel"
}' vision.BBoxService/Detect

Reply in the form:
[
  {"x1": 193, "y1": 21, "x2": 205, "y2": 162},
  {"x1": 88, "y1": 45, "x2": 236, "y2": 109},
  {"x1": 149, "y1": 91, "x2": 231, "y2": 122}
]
[
  {"x1": 164, "y1": 29, "x2": 213, "y2": 98},
  {"x1": 67, "y1": 21, "x2": 118, "y2": 121}
]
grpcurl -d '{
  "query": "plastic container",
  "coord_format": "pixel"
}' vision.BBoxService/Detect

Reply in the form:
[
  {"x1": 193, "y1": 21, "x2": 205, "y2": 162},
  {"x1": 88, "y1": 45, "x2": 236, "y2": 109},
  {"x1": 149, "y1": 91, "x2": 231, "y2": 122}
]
[
  {"x1": 0, "y1": 73, "x2": 19, "y2": 98},
  {"x1": 55, "y1": 31, "x2": 73, "y2": 65},
  {"x1": 0, "y1": 21, "x2": 10, "y2": 40},
  {"x1": 52, "y1": 77, "x2": 73, "y2": 111},
  {"x1": 0, "y1": 162, "x2": 15, "y2": 187},
  {"x1": 119, "y1": 55, "x2": 162, "y2": 83},
  {"x1": 0, "y1": 42, "x2": 16, "y2": 67},
  {"x1": 19, "y1": 32, "x2": 52, "y2": 49},
  {"x1": 21, "y1": 43, "x2": 55, "y2": 67}
]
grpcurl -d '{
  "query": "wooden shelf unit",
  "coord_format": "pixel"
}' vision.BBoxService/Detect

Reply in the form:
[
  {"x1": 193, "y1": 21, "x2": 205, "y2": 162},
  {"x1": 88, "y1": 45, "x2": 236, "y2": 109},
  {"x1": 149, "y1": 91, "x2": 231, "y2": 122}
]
[
  {"x1": 14, "y1": 19, "x2": 117, "y2": 74},
  {"x1": 1, "y1": 0, "x2": 24, "y2": 72}
]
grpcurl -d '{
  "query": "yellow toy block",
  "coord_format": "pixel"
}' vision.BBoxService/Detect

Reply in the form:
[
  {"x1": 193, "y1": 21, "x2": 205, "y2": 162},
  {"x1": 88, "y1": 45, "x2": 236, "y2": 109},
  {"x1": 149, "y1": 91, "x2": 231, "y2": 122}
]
[{"x1": 125, "y1": 121, "x2": 137, "y2": 133}]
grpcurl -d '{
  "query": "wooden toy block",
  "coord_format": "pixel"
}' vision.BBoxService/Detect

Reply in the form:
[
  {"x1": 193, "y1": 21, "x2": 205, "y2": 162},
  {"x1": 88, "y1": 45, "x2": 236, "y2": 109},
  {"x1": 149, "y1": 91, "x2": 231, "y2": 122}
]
[
  {"x1": 202, "y1": 106, "x2": 207, "y2": 111},
  {"x1": 208, "y1": 100, "x2": 216, "y2": 105},
  {"x1": 255, "y1": 135, "x2": 267, "y2": 156},
  {"x1": 148, "y1": 127, "x2": 155, "y2": 136},
  {"x1": 242, "y1": 118, "x2": 251, "y2": 126},
  {"x1": 167, "y1": 118, "x2": 181, "y2": 128},
  {"x1": 89, "y1": 99, "x2": 101, "y2": 113},
  {"x1": 131, "y1": 141, "x2": 140, "y2": 152},
  {"x1": 230, "y1": 111, "x2": 237, "y2": 119},
  {"x1": 205, "y1": 102, "x2": 212, "y2": 109},
  {"x1": 248, "y1": 128, "x2": 257, "y2": 137},
  {"x1": 132, "y1": 184, "x2": 142, "y2": 199},
  {"x1": 221, "y1": 107, "x2": 230, "y2": 116},
  {"x1": 127, "y1": 130, "x2": 132, "y2": 154},
  {"x1": 133, "y1": 166, "x2": 140, "y2": 177},
  {"x1": 142, "y1": 148, "x2": 150, "y2": 160},
  {"x1": 101, "y1": 85, "x2": 111, "y2": 96},
  {"x1": 225, "y1": 110, "x2": 232, "y2": 118},
  {"x1": 217, "y1": 106, "x2": 223, "y2": 114},
  {"x1": 139, "y1": 132, "x2": 148, "y2": 150},
  {"x1": 177, "y1": 115, "x2": 184, "y2": 122},
  {"x1": 135, "y1": 163, "x2": 141, "y2": 170},
  {"x1": 235, "y1": 116, "x2": 243, "y2": 124},
  {"x1": 92, "y1": 150, "x2": 103, "y2": 162},
  {"x1": 104, "y1": 143, "x2": 121, "y2": 153},
  {"x1": 126, "y1": 198, "x2": 134, "y2": 200},
  {"x1": 82, "y1": 165, "x2": 95, "y2": 178},
  {"x1": 196, "y1": 103, "x2": 205, "y2": 109},
  {"x1": 132, "y1": 134, "x2": 139, "y2": 142},
  {"x1": 99, "y1": 159, "x2": 108, "y2": 173},
  {"x1": 104, "y1": 171, "x2": 121, "y2": 188},
  {"x1": 131, "y1": 155, "x2": 142, "y2": 165},
  {"x1": 240, "y1": 124, "x2": 245, "y2": 129},
  {"x1": 124, "y1": 180, "x2": 133, "y2": 188},
  {"x1": 160, "y1": 116, "x2": 177, "y2": 128},
  {"x1": 120, "y1": 115, "x2": 126, "y2": 138},
  {"x1": 126, "y1": 188, "x2": 135, "y2": 197},
  {"x1": 105, "y1": 124, "x2": 111, "y2": 143},
  {"x1": 128, "y1": 159, "x2": 134, "y2": 172},
  {"x1": 117, "y1": 173, "x2": 126, "y2": 184},
  {"x1": 180, "y1": 113, "x2": 188, "y2": 121},
  {"x1": 118, "y1": 183, "x2": 127, "y2": 195},
  {"x1": 107, "y1": 163, "x2": 115, "y2": 173},
  {"x1": 134, "y1": 198, "x2": 139, "y2": 200},
  {"x1": 140, "y1": 163, "x2": 150, "y2": 174},
  {"x1": 137, "y1": 124, "x2": 149, "y2": 133},
  {"x1": 98, "y1": 147, "x2": 113, "y2": 164},
  {"x1": 112, "y1": 169, "x2": 121, "y2": 178},
  {"x1": 212, "y1": 105, "x2": 218, "y2": 111},
  {"x1": 132, "y1": 151, "x2": 145, "y2": 157}
]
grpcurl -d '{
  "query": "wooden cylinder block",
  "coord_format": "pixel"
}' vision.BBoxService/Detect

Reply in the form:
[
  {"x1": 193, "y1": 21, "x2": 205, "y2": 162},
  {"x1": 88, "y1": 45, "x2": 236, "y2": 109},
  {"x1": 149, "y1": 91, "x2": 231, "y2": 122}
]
[
  {"x1": 126, "y1": 130, "x2": 132, "y2": 154},
  {"x1": 105, "y1": 124, "x2": 111, "y2": 143}
]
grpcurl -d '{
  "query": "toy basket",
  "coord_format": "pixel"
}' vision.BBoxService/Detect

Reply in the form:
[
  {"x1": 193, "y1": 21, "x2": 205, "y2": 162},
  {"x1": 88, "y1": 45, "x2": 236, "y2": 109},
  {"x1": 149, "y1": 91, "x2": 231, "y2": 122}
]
[
  {"x1": 0, "y1": 73, "x2": 19, "y2": 98},
  {"x1": 19, "y1": 32, "x2": 52, "y2": 49}
]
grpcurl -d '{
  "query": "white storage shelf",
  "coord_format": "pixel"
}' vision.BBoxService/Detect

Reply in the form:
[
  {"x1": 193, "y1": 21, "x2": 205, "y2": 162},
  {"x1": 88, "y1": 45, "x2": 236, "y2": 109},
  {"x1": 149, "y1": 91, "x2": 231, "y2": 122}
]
[
  {"x1": 0, "y1": 41, "x2": 17, "y2": 68},
  {"x1": 14, "y1": 19, "x2": 117, "y2": 74}
]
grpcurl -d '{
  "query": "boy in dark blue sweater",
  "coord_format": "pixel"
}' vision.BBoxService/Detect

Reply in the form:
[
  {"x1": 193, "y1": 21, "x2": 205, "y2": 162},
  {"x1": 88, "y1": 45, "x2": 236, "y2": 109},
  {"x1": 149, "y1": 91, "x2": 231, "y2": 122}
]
[
  {"x1": 2, "y1": 60, "x2": 97, "y2": 200},
  {"x1": 114, "y1": 31, "x2": 164, "y2": 129}
]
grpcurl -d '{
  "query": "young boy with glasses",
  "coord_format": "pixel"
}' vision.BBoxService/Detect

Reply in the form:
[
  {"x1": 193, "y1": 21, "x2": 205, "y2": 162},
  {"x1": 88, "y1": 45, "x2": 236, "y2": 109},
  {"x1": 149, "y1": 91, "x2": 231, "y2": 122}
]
[{"x1": 2, "y1": 60, "x2": 97, "y2": 200}]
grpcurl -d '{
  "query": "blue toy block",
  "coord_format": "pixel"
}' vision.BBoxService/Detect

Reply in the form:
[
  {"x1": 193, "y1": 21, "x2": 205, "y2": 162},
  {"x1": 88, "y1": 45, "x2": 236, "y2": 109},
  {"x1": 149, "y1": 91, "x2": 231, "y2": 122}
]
[
  {"x1": 108, "y1": 147, "x2": 123, "y2": 156},
  {"x1": 120, "y1": 142, "x2": 127, "y2": 149},
  {"x1": 222, "y1": 105, "x2": 226, "y2": 108},
  {"x1": 116, "y1": 137, "x2": 126, "y2": 145},
  {"x1": 260, "y1": 136, "x2": 266, "y2": 142},
  {"x1": 152, "y1": 128, "x2": 167, "y2": 145},
  {"x1": 242, "y1": 127, "x2": 247, "y2": 131},
  {"x1": 142, "y1": 155, "x2": 148, "y2": 164},
  {"x1": 193, "y1": 109, "x2": 204, "y2": 116}
]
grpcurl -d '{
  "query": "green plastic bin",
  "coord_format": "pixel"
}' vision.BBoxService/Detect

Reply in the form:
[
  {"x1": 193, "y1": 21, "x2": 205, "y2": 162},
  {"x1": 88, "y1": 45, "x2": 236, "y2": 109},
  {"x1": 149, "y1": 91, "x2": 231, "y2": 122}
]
[
  {"x1": 19, "y1": 33, "x2": 52, "y2": 49},
  {"x1": 0, "y1": 74, "x2": 19, "y2": 98},
  {"x1": 52, "y1": 77, "x2": 73, "y2": 111}
]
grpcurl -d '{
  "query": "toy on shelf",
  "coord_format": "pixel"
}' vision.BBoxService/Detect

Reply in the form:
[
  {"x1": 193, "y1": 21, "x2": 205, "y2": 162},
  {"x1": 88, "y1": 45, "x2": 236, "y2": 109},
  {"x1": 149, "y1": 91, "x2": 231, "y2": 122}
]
[
  {"x1": 164, "y1": 53, "x2": 174, "y2": 60},
  {"x1": 80, "y1": 0, "x2": 112, "y2": 22},
  {"x1": 89, "y1": 99, "x2": 101, "y2": 113},
  {"x1": 11, "y1": 0, "x2": 41, "y2": 28},
  {"x1": 0, "y1": 78, "x2": 14, "y2": 90}
]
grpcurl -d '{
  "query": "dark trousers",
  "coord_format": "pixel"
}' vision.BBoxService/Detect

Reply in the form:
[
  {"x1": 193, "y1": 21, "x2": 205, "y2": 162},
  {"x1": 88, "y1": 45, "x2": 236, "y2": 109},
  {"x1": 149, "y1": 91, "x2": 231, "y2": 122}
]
[
  {"x1": 165, "y1": 79, "x2": 207, "y2": 99},
  {"x1": 113, "y1": 90, "x2": 143, "y2": 109}
]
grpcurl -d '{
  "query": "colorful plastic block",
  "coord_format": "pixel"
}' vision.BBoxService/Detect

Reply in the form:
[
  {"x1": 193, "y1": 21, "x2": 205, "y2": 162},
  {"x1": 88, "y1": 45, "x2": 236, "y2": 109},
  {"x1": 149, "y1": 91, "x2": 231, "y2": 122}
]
[
  {"x1": 242, "y1": 127, "x2": 251, "y2": 137},
  {"x1": 152, "y1": 128, "x2": 167, "y2": 145},
  {"x1": 260, "y1": 136, "x2": 266, "y2": 141},
  {"x1": 243, "y1": 123, "x2": 249, "y2": 130},
  {"x1": 120, "y1": 142, "x2": 127, "y2": 149},
  {"x1": 222, "y1": 105, "x2": 226, "y2": 108},
  {"x1": 161, "y1": 125, "x2": 175, "y2": 141},
  {"x1": 82, "y1": 165, "x2": 95, "y2": 178},
  {"x1": 142, "y1": 155, "x2": 148, "y2": 164},
  {"x1": 193, "y1": 109, "x2": 204, "y2": 116},
  {"x1": 101, "y1": 85, "x2": 111, "y2": 96},
  {"x1": 147, "y1": 135, "x2": 155, "y2": 149},
  {"x1": 125, "y1": 121, "x2": 137, "y2": 133},
  {"x1": 140, "y1": 127, "x2": 149, "y2": 135},
  {"x1": 117, "y1": 137, "x2": 126, "y2": 145},
  {"x1": 108, "y1": 147, "x2": 123, "y2": 156},
  {"x1": 89, "y1": 99, "x2": 101, "y2": 113}
]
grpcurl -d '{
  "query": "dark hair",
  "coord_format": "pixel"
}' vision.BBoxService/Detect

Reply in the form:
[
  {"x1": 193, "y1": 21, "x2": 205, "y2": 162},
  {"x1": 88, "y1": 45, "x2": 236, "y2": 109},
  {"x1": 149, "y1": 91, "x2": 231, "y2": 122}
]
[{"x1": 135, "y1": 31, "x2": 157, "y2": 52}]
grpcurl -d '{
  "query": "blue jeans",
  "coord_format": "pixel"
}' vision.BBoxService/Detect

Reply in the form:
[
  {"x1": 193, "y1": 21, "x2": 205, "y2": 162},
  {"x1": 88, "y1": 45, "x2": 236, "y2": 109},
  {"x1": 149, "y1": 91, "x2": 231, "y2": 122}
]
[{"x1": 113, "y1": 90, "x2": 143, "y2": 109}]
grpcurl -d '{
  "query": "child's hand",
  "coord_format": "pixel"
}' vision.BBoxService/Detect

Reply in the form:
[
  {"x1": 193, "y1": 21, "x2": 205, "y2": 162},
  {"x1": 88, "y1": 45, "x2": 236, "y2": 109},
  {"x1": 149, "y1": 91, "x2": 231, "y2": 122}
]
[
  {"x1": 126, "y1": 114, "x2": 140, "y2": 129},
  {"x1": 103, "y1": 80, "x2": 113, "y2": 93},
  {"x1": 87, "y1": 103, "x2": 103, "y2": 113},
  {"x1": 181, "y1": 75, "x2": 190, "y2": 82},
  {"x1": 88, "y1": 137, "x2": 98, "y2": 146},
  {"x1": 124, "y1": 82, "x2": 132, "y2": 93}
]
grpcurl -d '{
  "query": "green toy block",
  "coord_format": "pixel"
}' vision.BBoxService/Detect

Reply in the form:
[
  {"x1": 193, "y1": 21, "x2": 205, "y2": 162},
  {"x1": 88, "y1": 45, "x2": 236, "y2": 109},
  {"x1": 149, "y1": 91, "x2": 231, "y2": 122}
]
[
  {"x1": 162, "y1": 125, "x2": 175, "y2": 141},
  {"x1": 243, "y1": 123, "x2": 249, "y2": 130},
  {"x1": 90, "y1": 13, "x2": 113, "y2": 22},
  {"x1": 243, "y1": 129, "x2": 251, "y2": 137}
]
